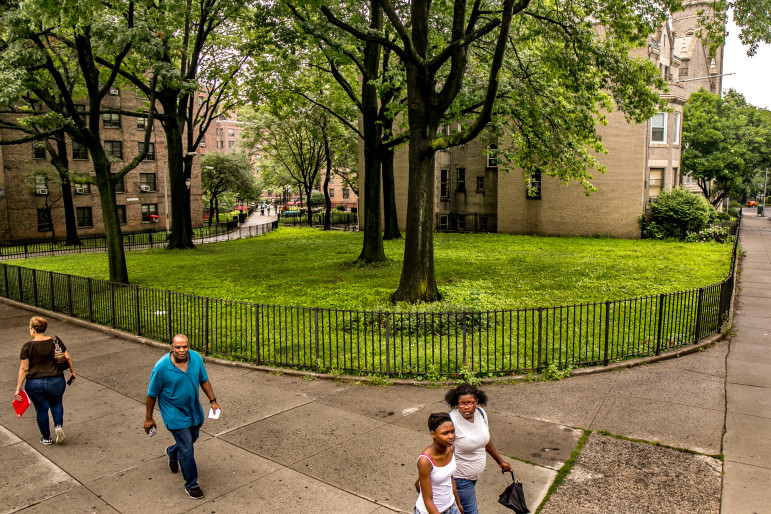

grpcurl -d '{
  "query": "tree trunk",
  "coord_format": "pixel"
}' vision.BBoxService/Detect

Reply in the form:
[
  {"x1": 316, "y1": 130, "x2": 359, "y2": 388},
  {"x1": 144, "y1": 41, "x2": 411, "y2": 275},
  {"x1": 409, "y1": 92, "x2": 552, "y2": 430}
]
[
  {"x1": 382, "y1": 147, "x2": 401, "y2": 240},
  {"x1": 305, "y1": 186, "x2": 314, "y2": 226},
  {"x1": 161, "y1": 95, "x2": 195, "y2": 250},
  {"x1": 52, "y1": 137, "x2": 80, "y2": 246},
  {"x1": 94, "y1": 159, "x2": 129, "y2": 284},
  {"x1": 183, "y1": 157, "x2": 195, "y2": 239},
  {"x1": 323, "y1": 133, "x2": 332, "y2": 230}
]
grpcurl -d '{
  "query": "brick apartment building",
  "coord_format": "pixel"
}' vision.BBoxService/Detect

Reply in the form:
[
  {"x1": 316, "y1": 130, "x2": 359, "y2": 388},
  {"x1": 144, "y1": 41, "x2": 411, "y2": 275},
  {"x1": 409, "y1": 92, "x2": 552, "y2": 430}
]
[
  {"x1": 0, "y1": 89, "x2": 203, "y2": 241},
  {"x1": 380, "y1": 0, "x2": 722, "y2": 238}
]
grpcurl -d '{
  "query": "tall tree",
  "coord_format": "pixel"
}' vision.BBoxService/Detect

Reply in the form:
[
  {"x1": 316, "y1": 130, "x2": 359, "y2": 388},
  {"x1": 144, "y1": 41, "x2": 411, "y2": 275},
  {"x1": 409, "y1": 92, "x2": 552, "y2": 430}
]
[
  {"x1": 0, "y1": 0, "x2": 157, "y2": 283},
  {"x1": 682, "y1": 89, "x2": 771, "y2": 206},
  {"x1": 308, "y1": 0, "x2": 677, "y2": 303},
  {"x1": 201, "y1": 151, "x2": 258, "y2": 225}
]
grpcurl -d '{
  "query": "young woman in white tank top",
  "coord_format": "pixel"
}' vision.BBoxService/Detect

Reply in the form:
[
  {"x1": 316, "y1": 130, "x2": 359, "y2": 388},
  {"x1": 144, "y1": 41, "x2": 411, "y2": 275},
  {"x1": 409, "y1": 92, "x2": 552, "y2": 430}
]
[{"x1": 415, "y1": 412, "x2": 464, "y2": 514}]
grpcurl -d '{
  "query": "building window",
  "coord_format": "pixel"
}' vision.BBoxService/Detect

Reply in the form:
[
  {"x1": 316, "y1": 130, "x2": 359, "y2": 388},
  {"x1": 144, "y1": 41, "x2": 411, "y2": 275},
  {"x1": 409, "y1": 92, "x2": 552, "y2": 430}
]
[
  {"x1": 456, "y1": 168, "x2": 465, "y2": 192},
  {"x1": 441, "y1": 169, "x2": 449, "y2": 199},
  {"x1": 74, "y1": 183, "x2": 91, "y2": 194},
  {"x1": 116, "y1": 205, "x2": 127, "y2": 225},
  {"x1": 137, "y1": 116, "x2": 148, "y2": 129},
  {"x1": 76, "y1": 207, "x2": 93, "y2": 227},
  {"x1": 72, "y1": 140, "x2": 88, "y2": 160},
  {"x1": 218, "y1": 140, "x2": 224, "y2": 149},
  {"x1": 103, "y1": 112, "x2": 121, "y2": 127},
  {"x1": 112, "y1": 173, "x2": 125, "y2": 193},
  {"x1": 480, "y1": 215, "x2": 488, "y2": 231},
  {"x1": 200, "y1": 140, "x2": 206, "y2": 148},
  {"x1": 228, "y1": 140, "x2": 235, "y2": 149},
  {"x1": 476, "y1": 176, "x2": 485, "y2": 193},
  {"x1": 37, "y1": 209, "x2": 52, "y2": 231},
  {"x1": 228, "y1": 129, "x2": 235, "y2": 137},
  {"x1": 35, "y1": 174, "x2": 48, "y2": 194},
  {"x1": 457, "y1": 215, "x2": 465, "y2": 231},
  {"x1": 673, "y1": 112, "x2": 681, "y2": 145},
  {"x1": 439, "y1": 214, "x2": 448, "y2": 229},
  {"x1": 217, "y1": 128, "x2": 223, "y2": 136},
  {"x1": 487, "y1": 145, "x2": 498, "y2": 168},
  {"x1": 138, "y1": 142, "x2": 155, "y2": 161},
  {"x1": 33, "y1": 143, "x2": 46, "y2": 159},
  {"x1": 650, "y1": 113, "x2": 666, "y2": 143},
  {"x1": 527, "y1": 170, "x2": 542, "y2": 199},
  {"x1": 139, "y1": 173, "x2": 156, "y2": 192},
  {"x1": 329, "y1": 189, "x2": 335, "y2": 198},
  {"x1": 342, "y1": 188, "x2": 350, "y2": 199},
  {"x1": 649, "y1": 168, "x2": 664, "y2": 197},
  {"x1": 141, "y1": 203, "x2": 158, "y2": 222},
  {"x1": 104, "y1": 140, "x2": 123, "y2": 159}
]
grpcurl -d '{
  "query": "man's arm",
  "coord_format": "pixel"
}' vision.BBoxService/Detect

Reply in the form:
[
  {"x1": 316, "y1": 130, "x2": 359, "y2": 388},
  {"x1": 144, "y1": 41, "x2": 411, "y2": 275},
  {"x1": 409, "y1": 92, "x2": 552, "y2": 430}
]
[
  {"x1": 200, "y1": 380, "x2": 220, "y2": 412},
  {"x1": 144, "y1": 395, "x2": 157, "y2": 434}
]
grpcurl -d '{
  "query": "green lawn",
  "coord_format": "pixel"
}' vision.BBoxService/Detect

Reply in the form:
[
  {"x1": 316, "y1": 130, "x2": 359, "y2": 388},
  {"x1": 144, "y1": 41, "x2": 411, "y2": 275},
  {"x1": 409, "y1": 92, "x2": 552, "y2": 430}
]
[{"x1": 12, "y1": 227, "x2": 732, "y2": 312}]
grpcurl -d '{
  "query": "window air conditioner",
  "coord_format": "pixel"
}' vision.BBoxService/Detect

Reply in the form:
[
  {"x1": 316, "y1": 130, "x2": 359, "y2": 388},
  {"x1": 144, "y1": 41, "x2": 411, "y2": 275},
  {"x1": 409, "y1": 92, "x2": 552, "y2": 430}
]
[
  {"x1": 36, "y1": 188, "x2": 48, "y2": 195},
  {"x1": 139, "y1": 184, "x2": 152, "y2": 192},
  {"x1": 109, "y1": 88, "x2": 119, "y2": 95},
  {"x1": 75, "y1": 186, "x2": 87, "y2": 194}
]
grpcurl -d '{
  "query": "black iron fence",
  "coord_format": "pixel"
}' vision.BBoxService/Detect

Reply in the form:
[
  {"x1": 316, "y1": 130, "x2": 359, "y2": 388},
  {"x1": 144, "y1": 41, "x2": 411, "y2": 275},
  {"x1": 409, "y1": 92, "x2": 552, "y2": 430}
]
[
  {"x1": 278, "y1": 210, "x2": 358, "y2": 231},
  {"x1": 0, "y1": 221, "x2": 273, "y2": 260},
  {"x1": 0, "y1": 216, "x2": 740, "y2": 378}
]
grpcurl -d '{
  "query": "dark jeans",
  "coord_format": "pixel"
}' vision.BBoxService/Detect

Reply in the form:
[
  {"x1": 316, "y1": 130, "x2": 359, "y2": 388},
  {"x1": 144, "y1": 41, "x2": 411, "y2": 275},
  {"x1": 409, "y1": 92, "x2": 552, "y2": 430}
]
[
  {"x1": 455, "y1": 478, "x2": 478, "y2": 514},
  {"x1": 26, "y1": 375, "x2": 66, "y2": 439},
  {"x1": 168, "y1": 424, "x2": 202, "y2": 490}
]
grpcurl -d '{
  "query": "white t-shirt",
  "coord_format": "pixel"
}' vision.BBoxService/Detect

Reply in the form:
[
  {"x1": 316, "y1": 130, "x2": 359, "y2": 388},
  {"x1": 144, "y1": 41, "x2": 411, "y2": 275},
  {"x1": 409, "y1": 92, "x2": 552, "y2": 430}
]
[{"x1": 450, "y1": 407, "x2": 490, "y2": 480}]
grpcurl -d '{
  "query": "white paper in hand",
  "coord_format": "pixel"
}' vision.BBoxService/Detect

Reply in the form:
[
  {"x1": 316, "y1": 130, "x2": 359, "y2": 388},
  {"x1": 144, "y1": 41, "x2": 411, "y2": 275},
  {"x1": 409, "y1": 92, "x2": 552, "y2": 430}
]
[{"x1": 208, "y1": 408, "x2": 221, "y2": 420}]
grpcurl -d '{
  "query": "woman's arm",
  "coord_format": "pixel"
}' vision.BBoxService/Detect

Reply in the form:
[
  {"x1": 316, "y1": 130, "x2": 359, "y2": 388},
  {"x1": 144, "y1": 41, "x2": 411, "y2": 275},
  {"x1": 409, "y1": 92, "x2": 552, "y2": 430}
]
[
  {"x1": 451, "y1": 477, "x2": 464, "y2": 514},
  {"x1": 15, "y1": 359, "x2": 29, "y2": 399},
  {"x1": 417, "y1": 457, "x2": 440, "y2": 514},
  {"x1": 485, "y1": 441, "x2": 512, "y2": 472},
  {"x1": 63, "y1": 350, "x2": 75, "y2": 375}
]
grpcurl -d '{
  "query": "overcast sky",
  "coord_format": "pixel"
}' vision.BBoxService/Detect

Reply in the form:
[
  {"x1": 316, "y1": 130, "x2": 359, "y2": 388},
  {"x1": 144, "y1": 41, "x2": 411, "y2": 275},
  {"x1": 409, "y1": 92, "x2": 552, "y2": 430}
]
[{"x1": 721, "y1": 17, "x2": 771, "y2": 110}]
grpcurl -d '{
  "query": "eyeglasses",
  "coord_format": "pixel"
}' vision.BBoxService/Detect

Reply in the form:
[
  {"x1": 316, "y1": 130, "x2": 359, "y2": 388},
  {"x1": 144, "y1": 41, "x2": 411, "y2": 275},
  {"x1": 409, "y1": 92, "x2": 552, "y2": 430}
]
[{"x1": 458, "y1": 401, "x2": 477, "y2": 407}]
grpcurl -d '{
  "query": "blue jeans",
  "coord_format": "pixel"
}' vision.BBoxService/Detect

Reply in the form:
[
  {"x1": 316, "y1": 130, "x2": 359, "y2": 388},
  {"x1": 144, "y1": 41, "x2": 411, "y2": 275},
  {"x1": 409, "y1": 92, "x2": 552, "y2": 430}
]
[
  {"x1": 26, "y1": 375, "x2": 66, "y2": 439},
  {"x1": 455, "y1": 478, "x2": 478, "y2": 514},
  {"x1": 167, "y1": 424, "x2": 202, "y2": 490}
]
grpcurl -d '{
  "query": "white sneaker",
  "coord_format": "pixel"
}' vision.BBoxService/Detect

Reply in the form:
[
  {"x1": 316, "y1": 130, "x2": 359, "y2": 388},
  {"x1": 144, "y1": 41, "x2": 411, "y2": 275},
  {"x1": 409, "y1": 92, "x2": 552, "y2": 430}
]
[{"x1": 55, "y1": 425, "x2": 65, "y2": 444}]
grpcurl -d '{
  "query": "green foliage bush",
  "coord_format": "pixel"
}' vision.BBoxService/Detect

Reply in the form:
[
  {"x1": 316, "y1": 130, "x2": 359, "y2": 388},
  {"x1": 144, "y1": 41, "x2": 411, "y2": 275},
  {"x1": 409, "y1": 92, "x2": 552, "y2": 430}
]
[
  {"x1": 310, "y1": 191, "x2": 325, "y2": 207},
  {"x1": 650, "y1": 187, "x2": 716, "y2": 238},
  {"x1": 684, "y1": 225, "x2": 732, "y2": 243}
]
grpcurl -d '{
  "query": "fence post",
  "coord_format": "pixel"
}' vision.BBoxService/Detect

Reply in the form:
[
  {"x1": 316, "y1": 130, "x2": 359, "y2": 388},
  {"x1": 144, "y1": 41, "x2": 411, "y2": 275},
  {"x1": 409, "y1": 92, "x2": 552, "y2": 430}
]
[
  {"x1": 49, "y1": 271, "x2": 55, "y2": 311},
  {"x1": 88, "y1": 278, "x2": 93, "y2": 322},
  {"x1": 537, "y1": 308, "x2": 543, "y2": 373},
  {"x1": 694, "y1": 288, "x2": 704, "y2": 344},
  {"x1": 314, "y1": 308, "x2": 319, "y2": 371},
  {"x1": 254, "y1": 304, "x2": 261, "y2": 365},
  {"x1": 166, "y1": 290, "x2": 172, "y2": 343},
  {"x1": 135, "y1": 286, "x2": 141, "y2": 336},
  {"x1": 67, "y1": 274, "x2": 73, "y2": 316},
  {"x1": 385, "y1": 314, "x2": 391, "y2": 375},
  {"x1": 24, "y1": 242, "x2": 28, "y2": 259},
  {"x1": 655, "y1": 293, "x2": 665, "y2": 355},
  {"x1": 32, "y1": 268, "x2": 38, "y2": 307},
  {"x1": 110, "y1": 282, "x2": 116, "y2": 328},
  {"x1": 462, "y1": 313, "x2": 468, "y2": 369},
  {"x1": 3, "y1": 264, "x2": 8, "y2": 298},
  {"x1": 204, "y1": 298, "x2": 209, "y2": 356},
  {"x1": 604, "y1": 301, "x2": 611, "y2": 366},
  {"x1": 17, "y1": 266, "x2": 23, "y2": 302}
]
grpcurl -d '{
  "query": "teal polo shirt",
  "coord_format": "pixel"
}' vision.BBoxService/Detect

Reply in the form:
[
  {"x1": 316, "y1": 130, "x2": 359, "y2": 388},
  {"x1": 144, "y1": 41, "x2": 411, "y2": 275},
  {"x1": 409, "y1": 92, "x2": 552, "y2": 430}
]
[{"x1": 147, "y1": 350, "x2": 208, "y2": 430}]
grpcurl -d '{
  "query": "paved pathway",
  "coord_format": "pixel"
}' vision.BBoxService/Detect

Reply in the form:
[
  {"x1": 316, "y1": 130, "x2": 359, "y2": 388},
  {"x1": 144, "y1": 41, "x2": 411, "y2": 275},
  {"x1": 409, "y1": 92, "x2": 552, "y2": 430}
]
[{"x1": 0, "y1": 211, "x2": 768, "y2": 513}]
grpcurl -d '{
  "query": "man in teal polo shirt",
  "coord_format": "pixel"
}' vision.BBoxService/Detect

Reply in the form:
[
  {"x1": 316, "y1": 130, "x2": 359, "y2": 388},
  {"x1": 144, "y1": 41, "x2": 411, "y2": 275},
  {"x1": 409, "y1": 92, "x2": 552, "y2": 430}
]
[{"x1": 145, "y1": 334, "x2": 220, "y2": 500}]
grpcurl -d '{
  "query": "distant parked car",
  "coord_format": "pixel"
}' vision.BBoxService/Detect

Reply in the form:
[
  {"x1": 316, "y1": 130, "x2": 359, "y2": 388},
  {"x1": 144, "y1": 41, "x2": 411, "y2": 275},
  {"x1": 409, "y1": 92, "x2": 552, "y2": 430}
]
[{"x1": 748, "y1": 200, "x2": 757, "y2": 207}]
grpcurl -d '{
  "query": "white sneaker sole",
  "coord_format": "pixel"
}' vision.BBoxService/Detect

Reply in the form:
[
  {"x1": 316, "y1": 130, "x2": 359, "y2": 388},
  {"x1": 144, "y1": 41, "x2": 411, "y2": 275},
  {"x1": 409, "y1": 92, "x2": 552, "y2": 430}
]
[{"x1": 55, "y1": 426, "x2": 65, "y2": 444}]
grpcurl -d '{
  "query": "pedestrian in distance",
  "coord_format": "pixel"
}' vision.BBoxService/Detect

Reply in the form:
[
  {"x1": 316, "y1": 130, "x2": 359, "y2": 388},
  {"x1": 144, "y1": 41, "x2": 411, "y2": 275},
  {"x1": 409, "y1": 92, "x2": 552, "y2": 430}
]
[
  {"x1": 446, "y1": 383, "x2": 512, "y2": 514},
  {"x1": 144, "y1": 334, "x2": 220, "y2": 500},
  {"x1": 14, "y1": 316, "x2": 75, "y2": 445},
  {"x1": 415, "y1": 412, "x2": 464, "y2": 514}
]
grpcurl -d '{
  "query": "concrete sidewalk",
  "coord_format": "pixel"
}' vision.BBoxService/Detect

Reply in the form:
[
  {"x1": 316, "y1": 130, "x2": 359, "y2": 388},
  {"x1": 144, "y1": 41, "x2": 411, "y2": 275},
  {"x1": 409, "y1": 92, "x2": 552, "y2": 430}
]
[{"x1": 0, "y1": 213, "x2": 766, "y2": 513}]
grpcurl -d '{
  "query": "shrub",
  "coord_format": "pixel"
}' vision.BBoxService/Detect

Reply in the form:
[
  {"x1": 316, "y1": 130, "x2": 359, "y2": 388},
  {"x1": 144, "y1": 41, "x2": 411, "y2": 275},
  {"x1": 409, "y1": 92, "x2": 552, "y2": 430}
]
[
  {"x1": 685, "y1": 225, "x2": 731, "y2": 243},
  {"x1": 650, "y1": 187, "x2": 716, "y2": 238},
  {"x1": 336, "y1": 204, "x2": 346, "y2": 211}
]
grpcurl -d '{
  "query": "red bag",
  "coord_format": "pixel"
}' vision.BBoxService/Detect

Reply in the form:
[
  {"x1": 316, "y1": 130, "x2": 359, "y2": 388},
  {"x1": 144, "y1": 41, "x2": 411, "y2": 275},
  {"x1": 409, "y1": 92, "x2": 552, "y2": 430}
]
[{"x1": 12, "y1": 390, "x2": 30, "y2": 418}]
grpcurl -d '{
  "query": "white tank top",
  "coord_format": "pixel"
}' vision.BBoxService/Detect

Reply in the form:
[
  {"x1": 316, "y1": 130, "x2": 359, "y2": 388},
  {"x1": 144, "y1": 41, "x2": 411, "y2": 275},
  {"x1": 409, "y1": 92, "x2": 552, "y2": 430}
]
[{"x1": 415, "y1": 451, "x2": 456, "y2": 514}]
